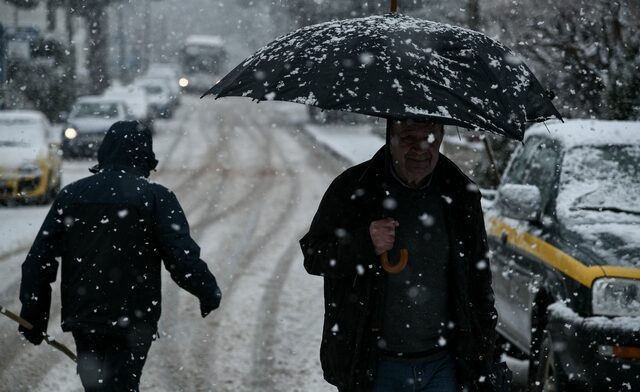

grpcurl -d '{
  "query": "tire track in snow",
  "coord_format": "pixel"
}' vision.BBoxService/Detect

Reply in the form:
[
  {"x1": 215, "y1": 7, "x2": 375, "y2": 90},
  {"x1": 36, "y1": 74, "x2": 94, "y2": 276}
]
[
  {"x1": 144, "y1": 101, "x2": 240, "y2": 392},
  {"x1": 180, "y1": 108, "x2": 280, "y2": 391},
  {"x1": 0, "y1": 245, "x2": 30, "y2": 264},
  {"x1": 145, "y1": 101, "x2": 277, "y2": 391},
  {"x1": 190, "y1": 115, "x2": 309, "y2": 391},
  {"x1": 247, "y1": 240, "x2": 302, "y2": 390}
]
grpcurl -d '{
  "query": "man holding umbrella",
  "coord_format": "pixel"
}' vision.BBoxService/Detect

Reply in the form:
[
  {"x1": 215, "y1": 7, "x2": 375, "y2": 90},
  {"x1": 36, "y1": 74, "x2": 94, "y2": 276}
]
[
  {"x1": 300, "y1": 118, "x2": 497, "y2": 391},
  {"x1": 18, "y1": 121, "x2": 222, "y2": 391},
  {"x1": 203, "y1": 7, "x2": 560, "y2": 391}
]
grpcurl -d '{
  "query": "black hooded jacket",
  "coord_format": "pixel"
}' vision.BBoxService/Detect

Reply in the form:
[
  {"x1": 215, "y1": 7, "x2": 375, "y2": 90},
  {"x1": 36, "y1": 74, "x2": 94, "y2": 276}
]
[
  {"x1": 19, "y1": 121, "x2": 221, "y2": 340},
  {"x1": 300, "y1": 147, "x2": 497, "y2": 391}
]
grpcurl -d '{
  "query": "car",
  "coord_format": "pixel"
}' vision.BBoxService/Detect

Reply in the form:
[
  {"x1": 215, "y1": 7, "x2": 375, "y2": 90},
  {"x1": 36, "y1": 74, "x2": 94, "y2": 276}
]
[
  {"x1": 145, "y1": 62, "x2": 181, "y2": 106},
  {"x1": 134, "y1": 78, "x2": 174, "y2": 119},
  {"x1": 62, "y1": 96, "x2": 135, "y2": 158},
  {"x1": 102, "y1": 83, "x2": 155, "y2": 134},
  {"x1": 484, "y1": 119, "x2": 640, "y2": 391},
  {"x1": 0, "y1": 110, "x2": 62, "y2": 204}
]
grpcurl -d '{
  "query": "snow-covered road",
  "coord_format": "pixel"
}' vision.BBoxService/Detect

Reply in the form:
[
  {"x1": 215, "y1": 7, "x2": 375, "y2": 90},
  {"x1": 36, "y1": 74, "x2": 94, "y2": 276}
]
[
  {"x1": 0, "y1": 95, "x2": 352, "y2": 391},
  {"x1": 0, "y1": 96, "x2": 530, "y2": 391}
]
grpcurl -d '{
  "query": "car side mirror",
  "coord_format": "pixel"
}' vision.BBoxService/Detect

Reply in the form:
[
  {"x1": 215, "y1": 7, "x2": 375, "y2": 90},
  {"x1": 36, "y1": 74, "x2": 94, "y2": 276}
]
[{"x1": 496, "y1": 184, "x2": 542, "y2": 222}]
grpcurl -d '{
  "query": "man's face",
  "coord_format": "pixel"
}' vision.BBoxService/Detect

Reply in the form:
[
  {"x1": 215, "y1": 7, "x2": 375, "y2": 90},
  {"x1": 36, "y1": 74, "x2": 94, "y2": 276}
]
[{"x1": 389, "y1": 120, "x2": 444, "y2": 187}]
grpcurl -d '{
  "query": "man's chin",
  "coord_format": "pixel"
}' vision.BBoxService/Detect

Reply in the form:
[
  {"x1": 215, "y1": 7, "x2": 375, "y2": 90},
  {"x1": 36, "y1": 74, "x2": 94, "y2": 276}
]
[
  {"x1": 405, "y1": 171, "x2": 431, "y2": 185},
  {"x1": 406, "y1": 168, "x2": 430, "y2": 178}
]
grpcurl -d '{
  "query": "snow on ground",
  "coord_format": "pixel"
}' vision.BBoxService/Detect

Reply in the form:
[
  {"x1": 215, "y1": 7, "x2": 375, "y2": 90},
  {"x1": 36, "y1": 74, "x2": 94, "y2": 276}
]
[
  {"x1": 1, "y1": 97, "x2": 531, "y2": 391},
  {"x1": 0, "y1": 96, "x2": 342, "y2": 391},
  {"x1": 304, "y1": 124, "x2": 383, "y2": 165}
]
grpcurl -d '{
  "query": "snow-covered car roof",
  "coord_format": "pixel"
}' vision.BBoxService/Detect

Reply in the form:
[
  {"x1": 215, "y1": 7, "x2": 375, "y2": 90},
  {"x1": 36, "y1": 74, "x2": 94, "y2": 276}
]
[
  {"x1": 147, "y1": 63, "x2": 179, "y2": 77},
  {"x1": 0, "y1": 110, "x2": 48, "y2": 148},
  {"x1": 0, "y1": 110, "x2": 48, "y2": 123},
  {"x1": 184, "y1": 34, "x2": 224, "y2": 47},
  {"x1": 525, "y1": 119, "x2": 640, "y2": 148},
  {"x1": 102, "y1": 87, "x2": 149, "y2": 119},
  {"x1": 135, "y1": 77, "x2": 171, "y2": 91},
  {"x1": 75, "y1": 95, "x2": 127, "y2": 105}
]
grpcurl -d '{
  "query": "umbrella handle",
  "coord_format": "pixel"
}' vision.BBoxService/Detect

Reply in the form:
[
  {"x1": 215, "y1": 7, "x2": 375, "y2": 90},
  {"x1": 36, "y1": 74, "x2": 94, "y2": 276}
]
[{"x1": 380, "y1": 249, "x2": 408, "y2": 273}]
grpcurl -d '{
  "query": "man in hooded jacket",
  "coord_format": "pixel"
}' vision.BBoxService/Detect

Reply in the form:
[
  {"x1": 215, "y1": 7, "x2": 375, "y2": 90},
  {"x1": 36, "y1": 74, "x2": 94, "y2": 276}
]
[
  {"x1": 19, "y1": 121, "x2": 222, "y2": 391},
  {"x1": 300, "y1": 119, "x2": 498, "y2": 391}
]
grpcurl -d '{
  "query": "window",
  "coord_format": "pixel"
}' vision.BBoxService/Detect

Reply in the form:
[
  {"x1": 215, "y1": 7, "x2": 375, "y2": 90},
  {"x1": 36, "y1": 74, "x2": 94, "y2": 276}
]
[
  {"x1": 501, "y1": 137, "x2": 561, "y2": 212},
  {"x1": 522, "y1": 139, "x2": 561, "y2": 210},
  {"x1": 502, "y1": 139, "x2": 538, "y2": 185}
]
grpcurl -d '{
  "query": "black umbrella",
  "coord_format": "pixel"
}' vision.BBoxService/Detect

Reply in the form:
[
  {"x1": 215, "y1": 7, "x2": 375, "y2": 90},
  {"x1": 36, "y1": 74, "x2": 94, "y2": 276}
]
[{"x1": 203, "y1": 13, "x2": 562, "y2": 141}]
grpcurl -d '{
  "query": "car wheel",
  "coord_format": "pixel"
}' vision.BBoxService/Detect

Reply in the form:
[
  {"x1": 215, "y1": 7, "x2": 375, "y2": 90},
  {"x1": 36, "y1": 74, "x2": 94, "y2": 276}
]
[{"x1": 529, "y1": 328, "x2": 568, "y2": 392}]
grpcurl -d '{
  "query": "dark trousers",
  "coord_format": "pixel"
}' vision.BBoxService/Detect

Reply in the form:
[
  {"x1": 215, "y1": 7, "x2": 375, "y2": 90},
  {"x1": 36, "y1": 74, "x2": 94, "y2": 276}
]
[
  {"x1": 72, "y1": 330, "x2": 154, "y2": 392},
  {"x1": 372, "y1": 351, "x2": 459, "y2": 392}
]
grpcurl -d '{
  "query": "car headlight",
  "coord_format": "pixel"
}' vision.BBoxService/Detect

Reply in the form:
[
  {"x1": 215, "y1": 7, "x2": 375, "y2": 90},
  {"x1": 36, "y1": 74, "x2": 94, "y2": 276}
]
[
  {"x1": 592, "y1": 278, "x2": 640, "y2": 317},
  {"x1": 18, "y1": 161, "x2": 42, "y2": 176},
  {"x1": 64, "y1": 127, "x2": 78, "y2": 139},
  {"x1": 179, "y1": 78, "x2": 189, "y2": 87}
]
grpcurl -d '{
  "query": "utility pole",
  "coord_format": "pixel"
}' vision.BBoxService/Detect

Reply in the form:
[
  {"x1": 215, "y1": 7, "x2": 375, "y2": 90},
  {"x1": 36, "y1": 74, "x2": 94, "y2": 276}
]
[
  {"x1": 117, "y1": 3, "x2": 126, "y2": 80},
  {"x1": 0, "y1": 23, "x2": 6, "y2": 109},
  {"x1": 64, "y1": 2, "x2": 77, "y2": 106},
  {"x1": 142, "y1": 0, "x2": 150, "y2": 71},
  {"x1": 66, "y1": 0, "x2": 76, "y2": 78},
  {"x1": 467, "y1": 0, "x2": 480, "y2": 30}
]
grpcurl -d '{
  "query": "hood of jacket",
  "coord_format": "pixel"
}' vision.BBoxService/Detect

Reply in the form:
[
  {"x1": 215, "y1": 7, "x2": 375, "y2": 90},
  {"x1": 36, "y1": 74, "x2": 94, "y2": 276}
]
[{"x1": 89, "y1": 121, "x2": 158, "y2": 177}]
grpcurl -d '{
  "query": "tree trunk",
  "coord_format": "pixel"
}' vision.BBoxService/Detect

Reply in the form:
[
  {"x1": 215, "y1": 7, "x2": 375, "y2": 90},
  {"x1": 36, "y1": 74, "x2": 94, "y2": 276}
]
[
  {"x1": 85, "y1": 5, "x2": 109, "y2": 93},
  {"x1": 46, "y1": 0, "x2": 56, "y2": 31}
]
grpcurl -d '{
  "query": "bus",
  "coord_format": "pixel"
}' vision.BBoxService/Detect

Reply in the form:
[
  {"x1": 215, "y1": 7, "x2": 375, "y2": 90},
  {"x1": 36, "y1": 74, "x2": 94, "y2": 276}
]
[{"x1": 179, "y1": 34, "x2": 227, "y2": 93}]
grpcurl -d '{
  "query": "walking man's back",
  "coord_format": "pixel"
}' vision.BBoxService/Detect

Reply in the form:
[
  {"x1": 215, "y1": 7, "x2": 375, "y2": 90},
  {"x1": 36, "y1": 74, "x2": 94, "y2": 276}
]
[{"x1": 19, "y1": 121, "x2": 222, "y2": 391}]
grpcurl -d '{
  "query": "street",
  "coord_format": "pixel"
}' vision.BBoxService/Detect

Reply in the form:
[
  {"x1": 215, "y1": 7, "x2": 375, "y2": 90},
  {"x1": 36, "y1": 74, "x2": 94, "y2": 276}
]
[
  {"x1": 0, "y1": 95, "x2": 343, "y2": 391},
  {"x1": 0, "y1": 94, "x2": 536, "y2": 392}
]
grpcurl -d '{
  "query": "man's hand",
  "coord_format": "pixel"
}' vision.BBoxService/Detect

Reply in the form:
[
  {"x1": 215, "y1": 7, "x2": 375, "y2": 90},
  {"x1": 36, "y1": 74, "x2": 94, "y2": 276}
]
[
  {"x1": 19, "y1": 325, "x2": 45, "y2": 346},
  {"x1": 369, "y1": 218, "x2": 399, "y2": 256}
]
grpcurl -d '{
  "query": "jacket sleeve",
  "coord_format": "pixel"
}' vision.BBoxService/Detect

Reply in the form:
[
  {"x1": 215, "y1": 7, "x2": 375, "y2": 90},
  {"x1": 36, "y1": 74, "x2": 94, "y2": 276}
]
[
  {"x1": 468, "y1": 195, "x2": 498, "y2": 368},
  {"x1": 153, "y1": 187, "x2": 221, "y2": 316},
  {"x1": 19, "y1": 198, "x2": 64, "y2": 341},
  {"x1": 300, "y1": 176, "x2": 377, "y2": 279}
]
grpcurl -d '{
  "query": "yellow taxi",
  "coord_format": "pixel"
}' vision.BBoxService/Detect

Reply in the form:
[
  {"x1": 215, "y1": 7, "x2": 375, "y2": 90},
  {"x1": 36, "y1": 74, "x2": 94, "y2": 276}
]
[{"x1": 0, "y1": 110, "x2": 62, "y2": 204}]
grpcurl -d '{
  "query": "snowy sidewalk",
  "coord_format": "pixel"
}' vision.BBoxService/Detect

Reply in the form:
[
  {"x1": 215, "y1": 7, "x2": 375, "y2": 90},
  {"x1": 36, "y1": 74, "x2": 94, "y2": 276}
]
[{"x1": 303, "y1": 124, "x2": 384, "y2": 165}]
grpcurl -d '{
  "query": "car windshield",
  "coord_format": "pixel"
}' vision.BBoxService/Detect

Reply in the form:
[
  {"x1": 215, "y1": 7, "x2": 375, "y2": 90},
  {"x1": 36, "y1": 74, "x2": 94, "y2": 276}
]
[
  {"x1": 0, "y1": 119, "x2": 44, "y2": 146},
  {"x1": 557, "y1": 144, "x2": 640, "y2": 223},
  {"x1": 72, "y1": 102, "x2": 120, "y2": 118}
]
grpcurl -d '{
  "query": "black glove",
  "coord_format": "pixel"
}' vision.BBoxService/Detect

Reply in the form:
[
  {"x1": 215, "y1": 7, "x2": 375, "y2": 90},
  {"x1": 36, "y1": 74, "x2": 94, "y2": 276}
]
[
  {"x1": 19, "y1": 325, "x2": 45, "y2": 346},
  {"x1": 200, "y1": 287, "x2": 222, "y2": 317}
]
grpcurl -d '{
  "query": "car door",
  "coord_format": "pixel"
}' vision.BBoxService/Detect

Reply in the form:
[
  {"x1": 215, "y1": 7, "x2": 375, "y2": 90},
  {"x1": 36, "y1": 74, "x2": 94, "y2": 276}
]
[
  {"x1": 490, "y1": 140, "x2": 537, "y2": 350},
  {"x1": 491, "y1": 137, "x2": 561, "y2": 350}
]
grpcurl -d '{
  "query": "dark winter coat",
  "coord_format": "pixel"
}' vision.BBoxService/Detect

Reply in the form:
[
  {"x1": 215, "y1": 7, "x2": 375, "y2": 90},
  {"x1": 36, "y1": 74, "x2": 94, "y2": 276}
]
[
  {"x1": 19, "y1": 121, "x2": 221, "y2": 342},
  {"x1": 300, "y1": 147, "x2": 498, "y2": 391}
]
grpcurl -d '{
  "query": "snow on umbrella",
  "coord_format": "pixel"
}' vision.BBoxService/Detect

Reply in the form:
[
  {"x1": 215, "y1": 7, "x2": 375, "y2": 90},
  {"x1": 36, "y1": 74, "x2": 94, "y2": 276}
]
[{"x1": 203, "y1": 13, "x2": 562, "y2": 141}]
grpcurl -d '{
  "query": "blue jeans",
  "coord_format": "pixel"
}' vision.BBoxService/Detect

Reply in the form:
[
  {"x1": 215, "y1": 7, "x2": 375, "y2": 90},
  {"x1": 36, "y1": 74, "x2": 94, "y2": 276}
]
[{"x1": 372, "y1": 352, "x2": 458, "y2": 392}]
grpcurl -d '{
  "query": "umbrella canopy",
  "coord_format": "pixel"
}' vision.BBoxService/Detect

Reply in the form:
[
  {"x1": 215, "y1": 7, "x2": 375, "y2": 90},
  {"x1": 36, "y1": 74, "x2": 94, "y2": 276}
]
[{"x1": 203, "y1": 14, "x2": 562, "y2": 141}]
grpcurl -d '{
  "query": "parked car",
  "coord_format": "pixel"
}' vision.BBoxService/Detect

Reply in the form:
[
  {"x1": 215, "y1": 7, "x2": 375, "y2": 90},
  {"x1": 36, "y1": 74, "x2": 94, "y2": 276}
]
[
  {"x1": 62, "y1": 96, "x2": 135, "y2": 157},
  {"x1": 145, "y1": 62, "x2": 181, "y2": 106},
  {"x1": 484, "y1": 119, "x2": 640, "y2": 391},
  {"x1": 102, "y1": 83, "x2": 155, "y2": 134},
  {"x1": 0, "y1": 110, "x2": 62, "y2": 204},
  {"x1": 134, "y1": 78, "x2": 174, "y2": 119}
]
